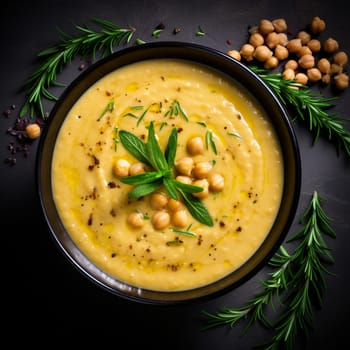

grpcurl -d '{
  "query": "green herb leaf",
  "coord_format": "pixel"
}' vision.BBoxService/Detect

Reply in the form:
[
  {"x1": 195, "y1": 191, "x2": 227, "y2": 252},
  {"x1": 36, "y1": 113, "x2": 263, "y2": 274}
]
[
  {"x1": 172, "y1": 224, "x2": 197, "y2": 237},
  {"x1": 206, "y1": 130, "x2": 217, "y2": 154},
  {"x1": 165, "y1": 100, "x2": 189, "y2": 121},
  {"x1": 97, "y1": 101, "x2": 114, "y2": 121},
  {"x1": 119, "y1": 130, "x2": 149, "y2": 165},
  {"x1": 119, "y1": 171, "x2": 164, "y2": 185},
  {"x1": 128, "y1": 182, "x2": 162, "y2": 198},
  {"x1": 164, "y1": 127, "x2": 178, "y2": 168},
  {"x1": 163, "y1": 177, "x2": 179, "y2": 200},
  {"x1": 173, "y1": 180, "x2": 203, "y2": 193},
  {"x1": 146, "y1": 121, "x2": 168, "y2": 171}
]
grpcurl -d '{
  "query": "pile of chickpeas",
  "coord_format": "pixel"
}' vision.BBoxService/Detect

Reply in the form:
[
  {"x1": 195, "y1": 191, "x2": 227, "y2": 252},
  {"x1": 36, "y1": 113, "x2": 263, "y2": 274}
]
[
  {"x1": 227, "y1": 16, "x2": 349, "y2": 90},
  {"x1": 113, "y1": 135, "x2": 224, "y2": 230}
]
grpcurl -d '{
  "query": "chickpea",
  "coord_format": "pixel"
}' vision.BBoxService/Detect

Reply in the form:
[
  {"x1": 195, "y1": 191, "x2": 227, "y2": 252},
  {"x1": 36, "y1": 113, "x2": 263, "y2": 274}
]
[
  {"x1": 167, "y1": 198, "x2": 183, "y2": 212},
  {"x1": 249, "y1": 32, "x2": 264, "y2": 47},
  {"x1": 192, "y1": 179, "x2": 209, "y2": 199},
  {"x1": 265, "y1": 32, "x2": 280, "y2": 49},
  {"x1": 277, "y1": 33, "x2": 288, "y2": 46},
  {"x1": 254, "y1": 45, "x2": 273, "y2": 62},
  {"x1": 264, "y1": 56, "x2": 279, "y2": 69},
  {"x1": 227, "y1": 49, "x2": 241, "y2": 61},
  {"x1": 240, "y1": 43, "x2": 255, "y2": 61},
  {"x1": 187, "y1": 136, "x2": 204, "y2": 155},
  {"x1": 298, "y1": 54, "x2": 315, "y2": 69},
  {"x1": 329, "y1": 63, "x2": 343, "y2": 76},
  {"x1": 248, "y1": 25, "x2": 259, "y2": 35},
  {"x1": 310, "y1": 16, "x2": 326, "y2": 34},
  {"x1": 296, "y1": 46, "x2": 312, "y2": 58},
  {"x1": 113, "y1": 159, "x2": 130, "y2": 177},
  {"x1": 176, "y1": 175, "x2": 192, "y2": 185},
  {"x1": 295, "y1": 72, "x2": 309, "y2": 85},
  {"x1": 127, "y1": 212, "x2": 145, "y2": 228},
  {"x1": 282, "y1": 68, "x2": 296, "y2": 80},
  {"x1": 284, "y1": 59, "x2": 298, "y2": 70},
  {"x1": 307, "y1": 68, "x2": 322, "y2": 83},
  {"x1": 172, "y1": 210, "x2": 188, "y2": 228},
  {"x1": 175, "y1": 157, "x2": 194, "y2": 176},
  {"x1": 333, "y1": 51, "x2": 348, "y2": 66},
  {"x1": 258, "y1": 19, "x2": 275, "y2": 35},
  {"x1": 297, "y1": 31, "x2": 311, "y2": 45},
  {"x1": 272, "y1": 18, "x2": 287, "y2": 33},
  {"x1": 150, "y1": 192, "x2": 168, "y2": 210},
  {"x1": 323, "y1": 38, "x2": 339, "y2": 53},
  {"x1": 25, "y1": 123, "x2": 41, "y2": 139},
  {"x1": 334, "y1": 73, "x2": 349, "y2": 90},
  {"x1": 151, "y1": 211, "x2": 170, "y2": 230},
  {"x1": 129, "y1": 162, "x2": 146, "y2": 176},
  {"x1": 275, "y1": 45, "x2": 289, "y2": 60},
  {"x1": 286, "y1": 38, "x2": 302, "y2": 53},
  {"x1": 193, "y1": 161, "x2": 213, "y2": 179},
  {"x1": 307, "y1": 39, "x2": 321, "y2": 53},
  {"x1": 322, "y1": 74, "x2": 331, "y2": 84},
  {"x1": 317, "y1": 58, "x2": 331, "y2": 74},
  {"x1": 208, "y1": 173, "x2": 225, "y2": 192}
]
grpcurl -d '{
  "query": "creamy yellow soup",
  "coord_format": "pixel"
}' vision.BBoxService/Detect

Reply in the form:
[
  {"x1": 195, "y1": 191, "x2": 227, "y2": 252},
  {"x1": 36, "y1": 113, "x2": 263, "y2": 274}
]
[{"x1": 52, "y1": 59, "x2": 283, "y2": 291}]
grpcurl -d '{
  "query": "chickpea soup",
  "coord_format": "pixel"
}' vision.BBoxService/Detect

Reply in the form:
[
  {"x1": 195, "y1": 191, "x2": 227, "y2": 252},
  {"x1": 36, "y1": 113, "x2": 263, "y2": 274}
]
[{"x1": 52, "y1": 58, "x2": 284, "y2": 291}]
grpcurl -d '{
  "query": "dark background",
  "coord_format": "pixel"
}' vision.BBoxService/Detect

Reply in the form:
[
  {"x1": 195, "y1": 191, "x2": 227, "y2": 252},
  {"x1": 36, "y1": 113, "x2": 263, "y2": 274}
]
[{"x1": 1, "y1": 0, "x2": 349, "y2": 348}]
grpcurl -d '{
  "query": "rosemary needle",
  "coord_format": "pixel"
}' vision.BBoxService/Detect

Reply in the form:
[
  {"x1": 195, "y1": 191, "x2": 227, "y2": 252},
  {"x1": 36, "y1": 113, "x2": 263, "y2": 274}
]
[
  {"x1": 19, "y1": 18, "x2": 136, "y2": 119},
  {"x1": 202, "y1": 191, "x2": 336, "y2": 350},
  {"x1": 251, "y1": 66, "x2": 350, "y2": 158}
]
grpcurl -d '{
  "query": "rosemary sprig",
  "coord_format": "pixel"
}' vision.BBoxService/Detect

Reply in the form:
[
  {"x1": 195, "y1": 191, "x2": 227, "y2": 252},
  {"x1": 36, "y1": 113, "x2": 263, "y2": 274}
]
[
  {"x1": 251, "y1": 66, "x2": 350, "y2": 157},
  {"x1": 19, "y1": 18, "x2": 135, "y2": 119},
  {"x1": 202, "y1": 190, "x2": 336, "y2": 349}
]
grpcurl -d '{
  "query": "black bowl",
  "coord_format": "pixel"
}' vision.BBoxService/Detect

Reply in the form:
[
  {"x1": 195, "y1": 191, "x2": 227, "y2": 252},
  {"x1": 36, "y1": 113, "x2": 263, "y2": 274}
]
[{"x1": 37, "y1": 41, "x2": 301, "y2": 304}]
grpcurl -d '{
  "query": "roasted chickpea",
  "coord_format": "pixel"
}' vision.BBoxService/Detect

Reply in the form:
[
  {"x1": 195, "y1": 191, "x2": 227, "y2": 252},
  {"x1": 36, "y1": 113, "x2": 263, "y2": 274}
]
[
  {"x1": 284, "y1": 59, "x2": 298, "y2": 70},
  {"x1": 272, "y1": 18, "x2": 287, "y2": 33},
  {"x1": 275, "y1": 45, "x2": 289, "y2": 60},
  {"x1": 317, "y1": 58, "x2": 331, "y2": 74},
  {"x1": 25, "y1": 123, "x2": 41, "y2": 139},
  {"x1": 286, "y1": 38, "x2": 302, "y2": 53},
  {"x1": 240, "y1": 43, "x2": 255, "y2": 61},
  {"x1": 254, "y1": 45, "x2": 273, "y2": 62},
  {"x1": 298, "y1": 54, "x2": 315, "y2": 69},
  {"x1": 249, "y1": 32, "x2": 264, "y2": 47},
  {"x1": 227, "y1": 49, "x2": 241, "y2": 61},
  {"x1": 113, "y1": 159, "x2": 130, "y2": 177},
  {"x1": 187, "y1": 136, "x2": 204, "y2": 155},
  {"x1": 193, "y1": 161, "x2": 213, "y2": 179},
  {"x1": 297, "y1": 31, "x2": 311, "y2": 45},
  {"x1": 192, "y1": 179, "x2": 209, "y2": 199},
  {"x1": 265, "y1": 32, "x2": 280, "y2": 49},
  {"x1": 127, "y1": 212, "x2": 145, "y2": 228},
  {"x1": 172, "y1": 210, "x2": 188, "y2": 228},
  {"x1": 264, "y1": 56, "x2": 279, "y2": 69},
  {"x1": 322, "y1": 74, "x2": 331, "y2": 84},
  {"x1": 334, "y1": 73, "x2": 349, "y2": 90},
  {"x1": 333, "y1": 51, "x2": 348, "y2": 66},
  {"x1": 307, "y1": 68, "x2": 322, "y2": 83},
  {"x1": 329, "y1": 63, "x2": 343, "y2": 76},
  {"x1": 129, "y1": 162, "x2": 146, "y2": 176},
  {"x1": 282, "y1": 68, "x2": 295, "y2": 80},
  {"x1": 208, "y1": 173, "x2": 225, "y2": 192},
  {"x1": 296, "y1": 46, "x2": 312, "y2": 58},
  {"x1": 307, "y1": 39, "x2": 321, "y2": 53},
  {"x1": 175, "y1": 157, "x2": 194, "y2": 176},
  {"x1": 295, "y1": 72, "x2": 309, "y2": 85},
  {"x1": 167, "y1": 198, "x2": 184, "y2": 212},
  {"x1": 151, "y1": 211, "x2": 170, "y2": 230},
  {"x1": 277, "y1": 33, "x2": 288, "y2": 46},
  {"x1": 150, "y1": 192, "x2": 168, "y2": 210},
  {"x1": 323, "y1": 38, "x2": 339, "y2": 53},
  {"x1": 258, "y1": 19, "x2": 275, "y2": 35},
  {"x1": 310, "y1": 16, "x2": 326, "y2": 34}
]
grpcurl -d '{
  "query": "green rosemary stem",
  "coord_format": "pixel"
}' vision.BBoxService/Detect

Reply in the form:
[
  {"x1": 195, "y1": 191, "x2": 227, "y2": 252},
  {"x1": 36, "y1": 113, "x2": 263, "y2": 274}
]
[{"x1": 19, "y1": 18, "x2": 135, "y2": 119}]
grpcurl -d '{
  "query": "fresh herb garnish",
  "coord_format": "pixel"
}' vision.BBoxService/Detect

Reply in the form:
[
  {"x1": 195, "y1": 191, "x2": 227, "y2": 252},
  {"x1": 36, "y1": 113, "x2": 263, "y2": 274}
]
[
  {"x1": 119, "y1": 121, "x2": 214, "y2": 226},
  {"x1": 196, "y1": 25, "x2": 206, "y2": 36},
  {"x1": 205, "y1": 130, "x2": 217, "y2": 154},
  {"x1": 172, "y1": 223, "x2": 196, "y2": 237},
  {"x1": 152, "y1": 29, "x2": 163, "y2": 38},
  {"x1": 165, "y1": 100, "x2": 189, "y2": 121},
  {"x1": 97, "y1": 101, "x2": 114, "y2": 121},
  {"x1": 19, "y1": 18, "x2": 135, "y2": 119},
  {"x1": 202, "y1": 190, "x2": 336, "y2": 349},
  {"x1": 252, "y1": 66, "x2": 350, "y2": 158},
  {"x1": 227, "y1": 132, "x2": 242, "y2": 139},
  {"x1": 113, "y1": 127, "x2": 119, "y2": 151}
]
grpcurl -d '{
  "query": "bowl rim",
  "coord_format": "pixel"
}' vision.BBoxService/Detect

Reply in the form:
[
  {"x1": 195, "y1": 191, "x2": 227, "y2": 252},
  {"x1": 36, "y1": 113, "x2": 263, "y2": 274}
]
[{"x1": 36, "y1": 41, "x2": 301, "y2": 305}]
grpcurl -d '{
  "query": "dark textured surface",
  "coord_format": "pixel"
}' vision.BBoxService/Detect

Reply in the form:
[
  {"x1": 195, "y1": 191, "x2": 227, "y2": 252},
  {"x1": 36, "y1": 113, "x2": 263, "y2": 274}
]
[{"x1": 1, "y1": 0, "x2": 349, "y2": 348}]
